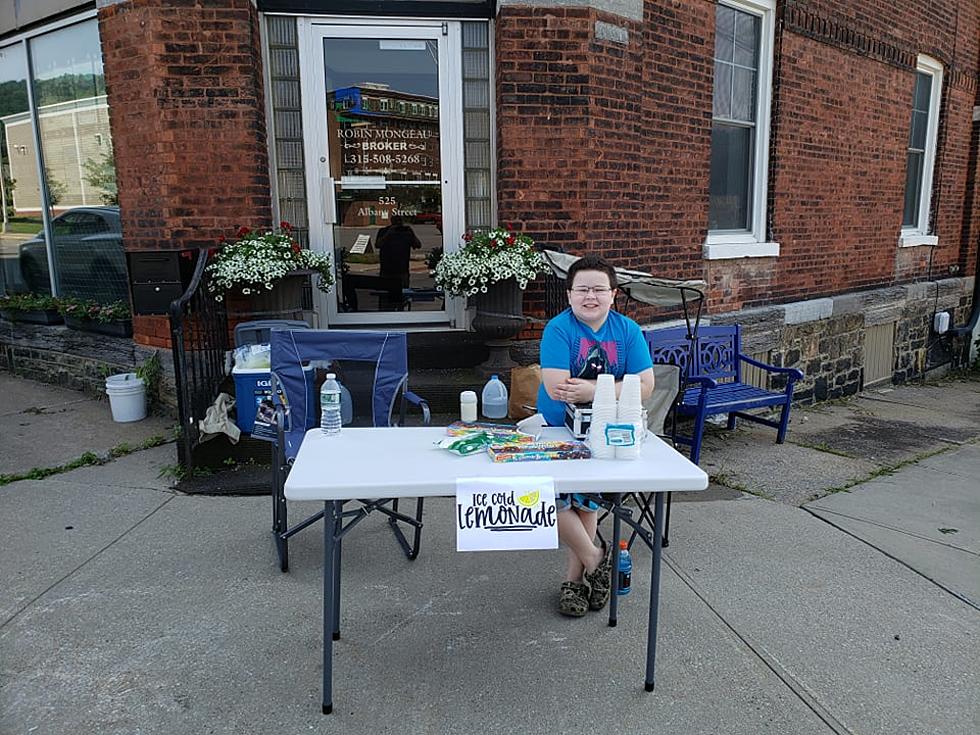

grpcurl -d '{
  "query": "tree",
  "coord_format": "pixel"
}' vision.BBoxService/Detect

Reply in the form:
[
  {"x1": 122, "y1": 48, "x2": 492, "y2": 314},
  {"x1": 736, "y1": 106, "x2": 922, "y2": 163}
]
[
  {"x1": 82, "y1": 150, "x2": 118, "y2": 205},
  {"x1": 44, "y1": 167, "x2": 67, "y2": 207}
]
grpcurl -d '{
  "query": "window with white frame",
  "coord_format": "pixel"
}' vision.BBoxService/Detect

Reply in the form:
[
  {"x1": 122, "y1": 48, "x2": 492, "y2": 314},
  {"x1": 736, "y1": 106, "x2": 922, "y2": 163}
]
[
  {"x1": 705, "y1": 0, "x2": 777, "y2": 260},
  {"x1": 900, "y1": 55, "x2": 943, "y2": 246}
]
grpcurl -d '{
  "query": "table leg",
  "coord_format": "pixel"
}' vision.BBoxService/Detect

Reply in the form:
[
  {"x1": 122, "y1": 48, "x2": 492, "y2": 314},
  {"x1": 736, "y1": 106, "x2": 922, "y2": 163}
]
[
  {"x1": 644, "y1": 492, "x2": 665, "y2": 691},
  {"x1": 333, "y1": 531, "x2": 342, "y2": 641},
  {"x1": 322, "y1": 500, "x2": 340, "y2": 714},
  {"x1": 608, "y1": 493, "x2": 622, "y2": 627}
]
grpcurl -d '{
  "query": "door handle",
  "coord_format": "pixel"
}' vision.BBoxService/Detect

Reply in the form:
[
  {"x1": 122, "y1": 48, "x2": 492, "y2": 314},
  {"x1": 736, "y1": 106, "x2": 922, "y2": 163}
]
[{"x1": 322, "y1": 177, "x2": 336, "y2": 224}]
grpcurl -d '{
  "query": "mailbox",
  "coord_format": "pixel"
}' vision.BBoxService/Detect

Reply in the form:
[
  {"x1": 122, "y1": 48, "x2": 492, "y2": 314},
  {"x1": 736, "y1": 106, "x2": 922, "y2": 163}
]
[{"x1": 128, "y1": 251, "x2": 197, "y2": 315}]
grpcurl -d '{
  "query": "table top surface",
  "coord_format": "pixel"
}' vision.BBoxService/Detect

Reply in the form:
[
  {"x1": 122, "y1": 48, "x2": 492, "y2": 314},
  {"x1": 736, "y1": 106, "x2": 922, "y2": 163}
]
[{"x1": 284, "y1": 426, "x2": 708, "y2": 501}]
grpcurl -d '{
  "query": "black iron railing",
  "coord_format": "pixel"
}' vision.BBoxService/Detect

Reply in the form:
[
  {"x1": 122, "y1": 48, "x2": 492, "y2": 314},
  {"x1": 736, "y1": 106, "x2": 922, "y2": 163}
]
[{"x1": 169, "y1": 251, "x2": 228, "y2": 471}]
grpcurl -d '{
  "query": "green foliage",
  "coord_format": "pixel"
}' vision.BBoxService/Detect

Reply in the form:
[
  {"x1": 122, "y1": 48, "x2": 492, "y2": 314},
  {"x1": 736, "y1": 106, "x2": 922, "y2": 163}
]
[
  {"x1": 81, "y1": 150, "x2": 118, "y2": 205},
  {"x1": 2, "y1": 172, "x2": 15, "y2": 220},
  {"x1": 425, "y1": 246, "x2": 443, "y2": 272},
  {"x1": 0, "y1": 292, "x2": 60, "y2": 312},
  {"x1": 0, "y1": 79, "x2": 28, "y2": 119},
  {"x1": 57, "y1": 297, "x2": 131, "y2": 323},
  {"x1": 44, "y1": 167, "x2": 67, "y2": 207},
  {"x1": 0, "y1": 451, "x2": 101, "y2": 486},
  {"x1": 135, "y1": 352, "x2": 163, "y2": 412},
  {"x1": 33, "y1": 73, "x2": 106, "y2": 107}
]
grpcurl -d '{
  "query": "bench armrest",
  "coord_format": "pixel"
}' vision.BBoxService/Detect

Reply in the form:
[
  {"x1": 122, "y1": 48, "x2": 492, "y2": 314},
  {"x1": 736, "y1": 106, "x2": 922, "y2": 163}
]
[
  {"x1": 401, "y1": 390, "x2": 431, "y2": 426},
  {"x1": 738, "y1": 353, "x2": 804, "y2": 382},
  {"x1": 684, "y1": 374, "x2": 719, "y2": 390}
]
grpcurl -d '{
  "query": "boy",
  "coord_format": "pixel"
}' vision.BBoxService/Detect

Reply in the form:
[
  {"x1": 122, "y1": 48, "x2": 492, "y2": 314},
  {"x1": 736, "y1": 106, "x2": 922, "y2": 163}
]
[{"x1": 538, "y1": 255, "x2": 654, "y2": 616}]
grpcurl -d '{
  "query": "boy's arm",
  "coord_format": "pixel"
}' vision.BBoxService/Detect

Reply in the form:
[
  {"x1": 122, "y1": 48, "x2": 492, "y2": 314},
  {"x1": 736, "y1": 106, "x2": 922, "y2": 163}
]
[
  {"x1": 541, "y1": 368, "x2": 572, "y2": 401},
  {"x1": 562, "y1": 367, "x2": 654, "y2": 404}
]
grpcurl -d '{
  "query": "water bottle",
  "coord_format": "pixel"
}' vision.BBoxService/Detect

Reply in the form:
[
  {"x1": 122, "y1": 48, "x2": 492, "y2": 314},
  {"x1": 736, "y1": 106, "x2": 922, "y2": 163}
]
[
  {"x1": 320, "y1": 373, "x2": 342, "y2": 435},
  {"x1": 617, "y1": 540, "x2": 632, "y2": 596},
  {"x1": 481, "y1": 374, "x2": 508, "y2": 419}
]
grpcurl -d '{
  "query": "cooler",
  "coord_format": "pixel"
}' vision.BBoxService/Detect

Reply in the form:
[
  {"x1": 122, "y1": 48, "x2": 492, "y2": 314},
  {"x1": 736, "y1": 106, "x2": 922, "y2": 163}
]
[{"x1": 233, "y1": 363, "x2": 316, "y2": 433}]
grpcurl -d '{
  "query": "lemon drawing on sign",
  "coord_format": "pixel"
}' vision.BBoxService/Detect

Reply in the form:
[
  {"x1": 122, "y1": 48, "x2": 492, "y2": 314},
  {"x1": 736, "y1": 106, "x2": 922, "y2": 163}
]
[{"x1": 517, "y1": 490, "x2": 540, "y2": 507}]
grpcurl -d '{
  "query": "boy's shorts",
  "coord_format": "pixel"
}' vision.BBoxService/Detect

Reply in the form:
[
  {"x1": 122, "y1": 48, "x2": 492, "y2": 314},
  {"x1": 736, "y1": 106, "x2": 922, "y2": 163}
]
[{"x1": 556, "y1": 493, "x2": 599, "y2": 512}]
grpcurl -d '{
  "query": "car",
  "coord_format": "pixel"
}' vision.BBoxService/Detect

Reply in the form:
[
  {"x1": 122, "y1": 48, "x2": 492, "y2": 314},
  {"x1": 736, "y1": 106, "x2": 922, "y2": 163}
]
[
  {"x1": 18, "y1": 206, "x2": 129, "y2": 303},
  {"x1": 412, "y1": 212, "x2": 442, "y2": 232}
]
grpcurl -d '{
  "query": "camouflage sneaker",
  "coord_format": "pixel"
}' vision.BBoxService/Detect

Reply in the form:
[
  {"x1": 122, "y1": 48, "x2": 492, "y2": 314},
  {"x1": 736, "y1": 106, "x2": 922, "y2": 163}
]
[
  {"x1": 558, "y1": 581, "x2": 591, "y2": 617},
  {"x1": 584, "y1": 543, "x2": 612, "y2": 611}
]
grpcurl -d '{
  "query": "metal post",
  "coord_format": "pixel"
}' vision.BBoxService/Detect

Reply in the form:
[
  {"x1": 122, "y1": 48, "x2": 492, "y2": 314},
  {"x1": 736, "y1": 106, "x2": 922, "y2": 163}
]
[{"x1": 644, "y1": 492, "x2": 666, "y2": 691}]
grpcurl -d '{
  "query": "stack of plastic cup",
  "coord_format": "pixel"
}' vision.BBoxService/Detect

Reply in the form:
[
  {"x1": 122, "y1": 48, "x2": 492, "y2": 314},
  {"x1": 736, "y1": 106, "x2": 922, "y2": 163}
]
[
  {"x1": 588, "y1": 373, "x2": 617, "y2": 459},
  {"x1": 616, "y1": 373, "x2": 644, "y2": 460}
]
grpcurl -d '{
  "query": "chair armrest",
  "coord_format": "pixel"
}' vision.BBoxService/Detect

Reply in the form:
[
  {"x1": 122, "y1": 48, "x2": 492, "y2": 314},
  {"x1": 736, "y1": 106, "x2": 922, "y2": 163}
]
[
  {"x1": 738, "y1": 353, "x2": 804, "y2": 382},
  {"x1": 402, "y1": 390, "x2": 431, "y2": 425}
]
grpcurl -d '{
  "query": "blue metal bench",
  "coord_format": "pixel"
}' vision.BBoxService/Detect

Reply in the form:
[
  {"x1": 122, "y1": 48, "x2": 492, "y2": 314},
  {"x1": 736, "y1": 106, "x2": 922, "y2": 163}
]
[{"x1": 646, "y1": 325, "x2": 804, "y2": 465}]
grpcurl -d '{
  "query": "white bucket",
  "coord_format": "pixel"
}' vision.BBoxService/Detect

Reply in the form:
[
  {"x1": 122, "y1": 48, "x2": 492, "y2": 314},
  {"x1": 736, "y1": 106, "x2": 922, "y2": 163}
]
[{"x1": 105, "y1": 373, "x2": 147, "y2": 423}]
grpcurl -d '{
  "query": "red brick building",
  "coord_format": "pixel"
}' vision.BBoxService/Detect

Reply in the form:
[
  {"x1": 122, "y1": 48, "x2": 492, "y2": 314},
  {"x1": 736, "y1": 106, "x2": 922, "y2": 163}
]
[{"x1": 1, "y1": 0, "x2": 978, "y2": 403}]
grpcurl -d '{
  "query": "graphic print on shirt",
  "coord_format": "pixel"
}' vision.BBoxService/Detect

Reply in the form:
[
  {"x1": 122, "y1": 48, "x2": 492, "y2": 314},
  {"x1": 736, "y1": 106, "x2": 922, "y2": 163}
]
[{"x1": 574, "y1": 339, "x2": 620, "y2": 379}]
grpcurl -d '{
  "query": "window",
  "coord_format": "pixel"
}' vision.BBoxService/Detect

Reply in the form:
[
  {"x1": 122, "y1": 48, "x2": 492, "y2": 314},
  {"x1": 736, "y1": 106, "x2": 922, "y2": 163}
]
[
  {"x1": 900, "y1": 55, "x2": 943, "y2": 247},
  {"x1": 0, "y1": 12, "x2": 124, "y2": 303},
  {"x1": 705, "y1": 0, "x2": 778, "y2": 260}
]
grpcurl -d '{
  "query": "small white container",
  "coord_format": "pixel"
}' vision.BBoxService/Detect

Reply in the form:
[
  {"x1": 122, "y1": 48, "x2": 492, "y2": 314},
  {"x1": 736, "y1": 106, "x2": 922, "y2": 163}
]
[
  {"x1": 460, "y1": 390, "x2": 478, "y2": 422},
  {"x1": 105, "y1": 373, "x2": 147, "y2": 423}
]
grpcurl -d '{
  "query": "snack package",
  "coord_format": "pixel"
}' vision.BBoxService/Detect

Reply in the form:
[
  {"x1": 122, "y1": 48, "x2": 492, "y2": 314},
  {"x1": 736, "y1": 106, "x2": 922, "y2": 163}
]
[
  {"x1": 445, "y1": 422, "x2": 536, "y2": 444},
  {"x1": 438, "y1": 432, "x2": 494, "y2": 456},
  {"x1": 488, "y1": 440, "x2": 591, "y2": 463},
  {"x1": 446, "y1": 420, "x2": 518, "y2": 437}
]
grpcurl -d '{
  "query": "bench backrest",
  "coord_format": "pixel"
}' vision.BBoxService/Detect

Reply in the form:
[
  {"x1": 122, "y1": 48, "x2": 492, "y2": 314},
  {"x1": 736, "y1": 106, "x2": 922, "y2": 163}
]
[
  {"x1": 694, "y1": 325, "x2": 741, "y2": 382},
  {"x1": 644, "y1": 326, "x2": 696, "y2": 376},
  {"x1": 644, "y1": 324, "x2": 742, "y2": 382}
]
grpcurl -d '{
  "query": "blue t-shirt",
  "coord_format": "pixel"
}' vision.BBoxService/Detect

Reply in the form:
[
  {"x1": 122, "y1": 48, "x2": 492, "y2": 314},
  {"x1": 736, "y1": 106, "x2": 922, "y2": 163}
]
[{"x1": 537, "y1": 308, "x2": 653, "y2": 427}]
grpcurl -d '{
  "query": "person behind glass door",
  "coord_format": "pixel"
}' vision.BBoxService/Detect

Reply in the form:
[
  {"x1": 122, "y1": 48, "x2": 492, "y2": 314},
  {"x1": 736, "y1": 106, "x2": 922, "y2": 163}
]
[
  {"x1": 537, "y1": 254, "x2": 655, "y2": 617},
  {"x1": 377, "y1": 215, "x2": 421, "y2": 290}
]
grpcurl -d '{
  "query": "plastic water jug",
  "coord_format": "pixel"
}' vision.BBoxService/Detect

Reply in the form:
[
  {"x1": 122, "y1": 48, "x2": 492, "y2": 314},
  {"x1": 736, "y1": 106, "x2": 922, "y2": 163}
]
[{"x1": 481, "y1": 374, "x2": 508, "y2": 419}]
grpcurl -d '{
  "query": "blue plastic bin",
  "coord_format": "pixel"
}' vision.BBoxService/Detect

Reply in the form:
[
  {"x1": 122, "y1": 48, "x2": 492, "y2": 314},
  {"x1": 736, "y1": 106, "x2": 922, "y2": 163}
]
[{"x1": 233, "y1": 364, "x2": 316, "y2": 434}]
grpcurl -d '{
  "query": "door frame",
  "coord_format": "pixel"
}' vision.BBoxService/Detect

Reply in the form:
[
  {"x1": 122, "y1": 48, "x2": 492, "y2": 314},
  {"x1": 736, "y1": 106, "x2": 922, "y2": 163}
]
[{"x1": 298, "y1": 17, "x2": 465, "y2": 327}]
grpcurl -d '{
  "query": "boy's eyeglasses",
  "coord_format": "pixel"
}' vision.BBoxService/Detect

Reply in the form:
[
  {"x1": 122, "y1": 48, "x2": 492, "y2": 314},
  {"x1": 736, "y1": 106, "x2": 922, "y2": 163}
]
[{"x1": 569, "y1": 286, "x2": 613, "y2": 296}]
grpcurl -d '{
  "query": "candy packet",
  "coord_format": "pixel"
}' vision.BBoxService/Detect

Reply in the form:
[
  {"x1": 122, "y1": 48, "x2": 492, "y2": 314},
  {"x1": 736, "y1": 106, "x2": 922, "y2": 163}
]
[{"x1": 437, "y1": 432, "x2": 494, "y2": 456}]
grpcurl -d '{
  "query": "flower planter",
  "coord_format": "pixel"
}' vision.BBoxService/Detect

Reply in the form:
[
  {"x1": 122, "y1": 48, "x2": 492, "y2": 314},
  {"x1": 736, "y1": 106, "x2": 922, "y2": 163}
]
[
  {"x1": 470, "y1": 278, "x2": 525, "y2": 341},
  {"x1": 225, "y1": 269, "x2": 315, "y2": 319},
  {"x1": 470, "y1": 278, "x2": 525, "y2": 378},
  {"x1": 64, "y1": 315, "x2": 133, "y2": 338},
  {"x1": 0, "y1": 308, "x2": 63, "y2": 325}
]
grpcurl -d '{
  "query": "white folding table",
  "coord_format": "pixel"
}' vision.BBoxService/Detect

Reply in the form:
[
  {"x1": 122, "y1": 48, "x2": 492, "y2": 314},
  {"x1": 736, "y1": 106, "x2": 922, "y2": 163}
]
[{"x1": 285, "y1": 426, "x2": 708, "y2": 714}]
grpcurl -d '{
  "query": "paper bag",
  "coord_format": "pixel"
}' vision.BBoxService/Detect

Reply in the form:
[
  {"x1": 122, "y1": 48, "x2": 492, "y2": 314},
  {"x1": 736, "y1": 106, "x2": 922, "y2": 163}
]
[{"x1": 508, "y1": 364, "x2": 541, "y2": 420}]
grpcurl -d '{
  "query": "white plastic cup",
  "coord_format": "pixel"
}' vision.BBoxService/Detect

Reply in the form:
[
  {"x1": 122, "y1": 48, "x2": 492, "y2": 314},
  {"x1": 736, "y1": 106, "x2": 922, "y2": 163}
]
[
  {"x1": 619, "y1": 374, "x2": 642, "y2": 409},
  {"x1": 593, "y1": 373, "x2": 616, "y2": 413}
]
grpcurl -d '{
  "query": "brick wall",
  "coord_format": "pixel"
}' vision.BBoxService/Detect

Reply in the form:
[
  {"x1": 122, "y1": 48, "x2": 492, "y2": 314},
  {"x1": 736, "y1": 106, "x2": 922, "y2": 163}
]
[
  {"x1": 98, "y1": 0, "x2": 271, "y2": 347},
  {"x1": 497, "y1": 0, "x2": 978, "y2": 321}
]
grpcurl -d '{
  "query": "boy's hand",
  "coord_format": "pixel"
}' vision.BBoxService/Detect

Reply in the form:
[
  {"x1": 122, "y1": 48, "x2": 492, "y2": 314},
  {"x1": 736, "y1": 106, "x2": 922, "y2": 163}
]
[{"x1": 559, "y1": 378, "x2": 595, "y2": 404}]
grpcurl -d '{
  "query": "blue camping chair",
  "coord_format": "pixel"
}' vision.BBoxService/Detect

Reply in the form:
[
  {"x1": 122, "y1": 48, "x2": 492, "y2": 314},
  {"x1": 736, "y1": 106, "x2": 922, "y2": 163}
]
[{"x1": 269, "y1": 329, "x2": 430, "y2": 572}]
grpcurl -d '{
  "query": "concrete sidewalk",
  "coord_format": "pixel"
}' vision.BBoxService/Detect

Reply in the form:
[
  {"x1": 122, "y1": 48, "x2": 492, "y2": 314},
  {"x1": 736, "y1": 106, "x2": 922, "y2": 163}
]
[{"x1": 1, "y1": 373, "x2": 978, "y2": 734}]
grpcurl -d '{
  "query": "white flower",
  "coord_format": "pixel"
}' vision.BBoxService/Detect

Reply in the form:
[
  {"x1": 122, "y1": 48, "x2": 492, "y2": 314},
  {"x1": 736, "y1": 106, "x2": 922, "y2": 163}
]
[
  {"x1": 206, "y1": 226, "x2": 335, "y2": 301},
  {"x1": 432, "y1": 227, "x2": 545, "y2": 297}
]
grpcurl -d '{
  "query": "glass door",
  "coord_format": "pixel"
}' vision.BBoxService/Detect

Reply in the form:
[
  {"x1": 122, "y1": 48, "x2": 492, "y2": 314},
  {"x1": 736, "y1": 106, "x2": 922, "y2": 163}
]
[{"x1": 300, "y1": 21, "x2": 464, "y2": 326}]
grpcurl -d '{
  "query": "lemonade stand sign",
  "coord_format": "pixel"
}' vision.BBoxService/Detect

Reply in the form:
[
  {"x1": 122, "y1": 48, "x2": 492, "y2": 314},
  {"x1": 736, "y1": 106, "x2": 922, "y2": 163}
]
[{"x1": 456, "y1": 476, "x2": 558, "y2": 551}]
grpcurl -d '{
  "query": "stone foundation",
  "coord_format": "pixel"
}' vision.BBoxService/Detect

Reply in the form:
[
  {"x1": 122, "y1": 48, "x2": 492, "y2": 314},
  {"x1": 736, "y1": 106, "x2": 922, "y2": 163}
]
[
  {"x1": 512, "y1": 276, "x2": 976, "y2": 403},
  {"x1": 0, "y1": 320, "x2": 177, "y2": 415}
]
